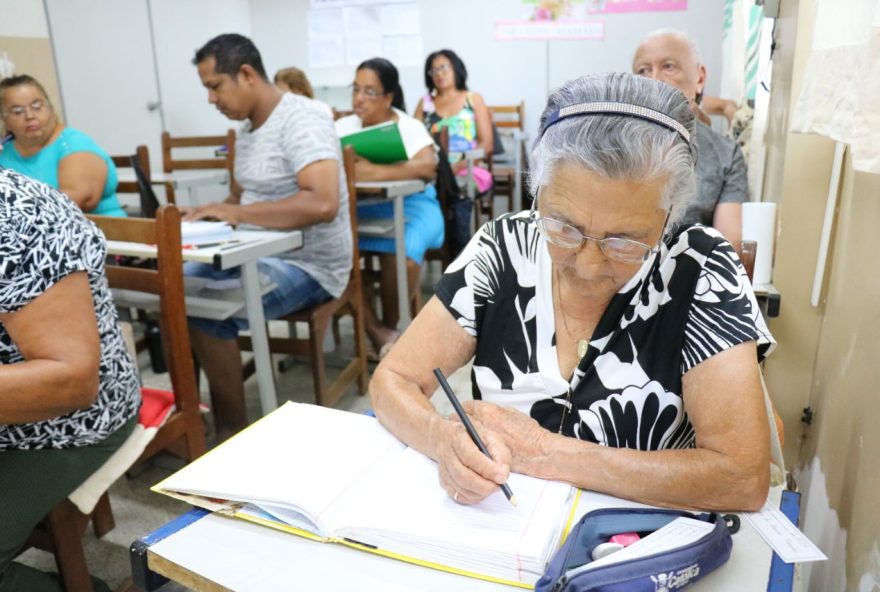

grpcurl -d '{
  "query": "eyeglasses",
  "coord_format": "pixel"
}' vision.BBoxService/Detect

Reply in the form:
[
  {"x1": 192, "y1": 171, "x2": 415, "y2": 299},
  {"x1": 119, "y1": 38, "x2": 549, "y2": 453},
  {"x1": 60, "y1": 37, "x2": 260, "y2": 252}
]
[
  {"x1": 350, "y1": 84, "x2": 385, "y2": 99},
  {"x1": 428, "y1": 63, "x2": 450, "y2": 77},
  {"x1": 2, "y1": 99, "x2": 48, "y2": 119},
  {"x1": 529, "y1": 197, "x2": 667, "y2": 264}
]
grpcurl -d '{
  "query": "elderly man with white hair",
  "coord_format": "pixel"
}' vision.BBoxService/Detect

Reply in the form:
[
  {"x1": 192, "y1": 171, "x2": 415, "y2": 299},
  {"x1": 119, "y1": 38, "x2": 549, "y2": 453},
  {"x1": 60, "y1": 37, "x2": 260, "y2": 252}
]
[{"x1": 633, "y1": 29, "x2": 748, "y2": 248}]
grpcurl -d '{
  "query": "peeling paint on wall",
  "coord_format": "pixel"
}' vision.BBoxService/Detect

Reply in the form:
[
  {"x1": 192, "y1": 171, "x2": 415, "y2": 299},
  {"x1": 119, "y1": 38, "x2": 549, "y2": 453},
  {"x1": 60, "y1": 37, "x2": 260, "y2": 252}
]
[{"x1": 796, "y1": 457, "x2": 847, "y2": 591}]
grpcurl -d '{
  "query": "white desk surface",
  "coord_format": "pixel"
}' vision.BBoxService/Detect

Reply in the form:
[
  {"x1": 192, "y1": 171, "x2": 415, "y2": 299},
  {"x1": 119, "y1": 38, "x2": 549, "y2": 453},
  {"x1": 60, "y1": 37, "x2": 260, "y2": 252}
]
[
  {"x1": 116, "y1": 169, "x2": 229, "y2": 189},
  {"x1": 146, "y1": 487, "x2": 785, "y2": 592},
  {"x1": 105, "y1": 229, "x2": 302, "y2": 271},
  {"x1": 355, "y1": 180, "x2": 426, "y2": 200}
]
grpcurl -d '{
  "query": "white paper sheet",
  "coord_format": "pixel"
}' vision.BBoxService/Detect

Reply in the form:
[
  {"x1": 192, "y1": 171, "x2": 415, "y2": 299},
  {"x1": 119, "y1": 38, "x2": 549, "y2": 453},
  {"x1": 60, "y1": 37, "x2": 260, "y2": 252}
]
[
  {"x1": 308, "y1": 8, "x2": 343, "y2": 37},
  {"x1": 308, "y1": 37, "x2": 345, "y2": 69},
  {"x1": 743, "y1": 499, "x2": 827, "y2": 563},
  {"x1": 343, "y1": 5, "x2": 382, "y2": 38},
  {"x1": 382, "y1": 35, "x2": 423, "y2": 67},
  {"x1": 380, "y1": 3, "x2": 420, "y2": 36},
  {"x1": 345, "y1": 35, "x2": 383, "y2": 67}
]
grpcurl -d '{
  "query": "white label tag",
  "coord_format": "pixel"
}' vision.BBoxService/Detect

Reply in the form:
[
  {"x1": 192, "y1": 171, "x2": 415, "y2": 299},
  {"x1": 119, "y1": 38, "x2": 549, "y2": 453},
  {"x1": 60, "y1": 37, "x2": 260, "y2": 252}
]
[{"x1": 743, "y1": 500, "x2": 827, "y2": 563}]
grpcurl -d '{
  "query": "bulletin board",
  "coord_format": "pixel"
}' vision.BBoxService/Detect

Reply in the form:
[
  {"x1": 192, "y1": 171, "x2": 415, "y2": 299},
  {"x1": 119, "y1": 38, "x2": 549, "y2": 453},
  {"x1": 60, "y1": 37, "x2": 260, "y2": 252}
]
[{"x1": 0, "y1": 36, "x2": 64, "y2": 120}]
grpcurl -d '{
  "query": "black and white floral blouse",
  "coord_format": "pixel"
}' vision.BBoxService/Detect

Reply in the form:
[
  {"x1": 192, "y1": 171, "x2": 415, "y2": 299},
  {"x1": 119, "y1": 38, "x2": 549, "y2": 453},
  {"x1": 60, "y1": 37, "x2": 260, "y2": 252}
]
[
  {"x1": 435, "y1": 211, "x2": 775, "y2": 450},
  {"x1": 0, "y1": 168, "x2": 140, "y2": 450}
]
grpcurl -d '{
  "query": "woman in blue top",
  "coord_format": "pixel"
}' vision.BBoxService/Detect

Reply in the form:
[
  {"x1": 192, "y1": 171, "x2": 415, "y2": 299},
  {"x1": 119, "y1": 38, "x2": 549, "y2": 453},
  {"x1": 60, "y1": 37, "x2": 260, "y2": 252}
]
[{"x1": 0, "y1": 74, "x2": 126, "y2": 217}]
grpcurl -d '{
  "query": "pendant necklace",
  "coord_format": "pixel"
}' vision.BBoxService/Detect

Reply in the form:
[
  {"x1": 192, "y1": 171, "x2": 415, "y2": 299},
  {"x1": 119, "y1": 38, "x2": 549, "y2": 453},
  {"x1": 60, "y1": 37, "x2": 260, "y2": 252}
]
[
  {"x1": 553, "y1": 267, "x2": 590, "y2": 434},
  {"x1": 554, "y1": 267, "x2": 590, "y2": 359}
]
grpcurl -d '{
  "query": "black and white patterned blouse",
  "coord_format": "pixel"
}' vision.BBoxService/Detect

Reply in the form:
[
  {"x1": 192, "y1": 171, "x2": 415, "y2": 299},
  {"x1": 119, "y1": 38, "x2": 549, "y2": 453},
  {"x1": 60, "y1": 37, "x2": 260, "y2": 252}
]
[
  {"x1": 435, "y1": 211, "x2": 775, "y2": 449},
  {"x1": 0, "y1": 168, "x2": 140, "y2": 450}
]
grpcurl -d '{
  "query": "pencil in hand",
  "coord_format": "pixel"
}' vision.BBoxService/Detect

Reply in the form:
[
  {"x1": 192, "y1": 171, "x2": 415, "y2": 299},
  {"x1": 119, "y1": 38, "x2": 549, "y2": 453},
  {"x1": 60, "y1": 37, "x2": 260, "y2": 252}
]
[{"x1": 433, "y1": 368, "x2": 517, "y2": 507}]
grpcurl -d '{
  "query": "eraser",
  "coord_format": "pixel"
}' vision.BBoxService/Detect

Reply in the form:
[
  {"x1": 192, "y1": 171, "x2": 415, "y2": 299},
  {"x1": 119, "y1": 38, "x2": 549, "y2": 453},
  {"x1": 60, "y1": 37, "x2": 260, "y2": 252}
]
[
  {"x1": 591, "y1": 542, "x2": 624, "y2": 561},
  {"x1": 610, "y1": 532, "x2": 641, "y2": 547}
]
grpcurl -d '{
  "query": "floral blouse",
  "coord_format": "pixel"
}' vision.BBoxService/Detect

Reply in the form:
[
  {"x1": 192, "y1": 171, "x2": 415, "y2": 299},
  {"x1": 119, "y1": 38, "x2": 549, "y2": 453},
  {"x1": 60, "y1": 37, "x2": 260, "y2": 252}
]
[
  {"x1": 0, "y1": 168, "x2": 140, "y2": 450},
  {"x1": 435, "y1": 212, "x2": 775, "y2": 449}
]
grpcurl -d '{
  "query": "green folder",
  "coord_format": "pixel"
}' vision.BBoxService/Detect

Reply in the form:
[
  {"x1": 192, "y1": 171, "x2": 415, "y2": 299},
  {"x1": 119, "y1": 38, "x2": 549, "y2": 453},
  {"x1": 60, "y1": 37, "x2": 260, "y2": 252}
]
[{"x1": 340, "y1": 121, "x2": 408, "y2": 165}]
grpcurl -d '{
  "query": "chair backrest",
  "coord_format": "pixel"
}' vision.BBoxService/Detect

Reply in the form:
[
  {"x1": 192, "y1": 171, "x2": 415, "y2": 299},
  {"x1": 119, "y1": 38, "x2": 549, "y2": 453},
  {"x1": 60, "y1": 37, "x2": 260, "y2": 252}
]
[
  {"x1": 341, "y1": 145, "x2": 362, "y2": 272},
  {"x1": 111, "y1": 144, "x2": 151, "y2": 180},
  {"x1": 161, "y1": 129, "x2": 236, "y2": 183},
  {"x1": 111, "y1": 144, "x2": 163, "y2": 217},
  {"x1": 488, "y1": 102, "x2": 525, "y2": 131},
  {"x1": 89, "y1": 206, "x2": 205, "y2": 460}
]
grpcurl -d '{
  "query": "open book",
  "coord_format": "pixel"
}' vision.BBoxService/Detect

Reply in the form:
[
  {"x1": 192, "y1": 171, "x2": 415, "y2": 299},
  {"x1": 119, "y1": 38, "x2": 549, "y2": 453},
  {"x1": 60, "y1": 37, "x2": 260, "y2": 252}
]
[
  {"x1": 153, "y1": 402, "x2": 578, "y2": 587},
  {"x1": 339, "y1": 120, "x2": 408, "y2": 164}
]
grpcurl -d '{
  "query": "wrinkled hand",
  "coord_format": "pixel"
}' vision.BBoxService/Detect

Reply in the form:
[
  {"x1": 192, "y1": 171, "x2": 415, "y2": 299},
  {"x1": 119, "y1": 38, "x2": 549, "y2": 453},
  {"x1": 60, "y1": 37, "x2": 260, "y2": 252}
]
[
  {"x1": 431, "y1": 417, "x2": 512, "y2": 506},
  {"x1": 181, "y1": 203, "x2": 241, "y2": 225},
  {"x1": 459, "y1": 400, "x2": 550, "y2": 475}
]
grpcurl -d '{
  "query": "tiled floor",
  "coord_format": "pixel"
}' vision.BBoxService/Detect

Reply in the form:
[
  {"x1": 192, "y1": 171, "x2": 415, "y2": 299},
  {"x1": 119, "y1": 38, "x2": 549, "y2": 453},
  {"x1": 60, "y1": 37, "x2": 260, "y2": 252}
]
[{"x1": 17, "y1": 264, "x2": 473, "y2": 591}]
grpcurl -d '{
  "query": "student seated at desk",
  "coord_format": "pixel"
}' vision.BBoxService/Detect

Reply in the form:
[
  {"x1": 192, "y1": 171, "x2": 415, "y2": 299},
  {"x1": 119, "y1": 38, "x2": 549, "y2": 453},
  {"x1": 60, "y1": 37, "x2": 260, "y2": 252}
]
[
  {"x1": 0, "y1": 74, "x2": 126, "y2": 216},
  {"x1": 274, "y1": 66, "x2": 334, "y2": 119},
  {"x1": 184, "y1": 34, "x2": 352, "y2": 440},
  {"x1": 370, "y1": 72, "x2": 775, "y2": 512},
  {"x1": 0, "y1": 168, "x2": 140, "y2": 592},
  {"x1": 414, "y1": 49, "x2": 494, "y2": 194},
  {"x1": 335, "y1": 57, "x2": 443, "y2": 360},
  {"x1": 632, "y1": 29, "x2": 748, "y2": 247}
]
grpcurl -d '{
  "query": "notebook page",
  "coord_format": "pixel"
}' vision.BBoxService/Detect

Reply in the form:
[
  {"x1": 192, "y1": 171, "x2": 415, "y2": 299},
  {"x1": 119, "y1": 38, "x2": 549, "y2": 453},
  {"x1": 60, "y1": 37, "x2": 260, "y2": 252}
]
[
  {"x1": 328, "y1": 446, "x2": 573, "y2": 580},
  {"x1": 154, "y1": 403, "x2": 405, "y2": 534}
]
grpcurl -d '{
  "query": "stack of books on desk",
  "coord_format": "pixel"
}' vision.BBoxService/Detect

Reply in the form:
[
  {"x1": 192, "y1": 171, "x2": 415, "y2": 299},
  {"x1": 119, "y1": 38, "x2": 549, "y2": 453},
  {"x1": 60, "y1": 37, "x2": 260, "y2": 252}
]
[
  {"x1": 180, "y1": 220, "x2": 233, "y2": 245},
  {"x1": 153, "y1": 402, "x2": 578, "y2": 587}
]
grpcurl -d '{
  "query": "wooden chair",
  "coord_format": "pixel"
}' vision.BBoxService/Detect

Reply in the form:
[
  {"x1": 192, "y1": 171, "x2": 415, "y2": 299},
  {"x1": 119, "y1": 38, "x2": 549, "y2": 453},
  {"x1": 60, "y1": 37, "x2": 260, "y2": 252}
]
[
  {"x1": 424, "y1": 127, "x2": 460, "y2": 269},
  {"x1": 161, "y1": 129, "x2": 236, "y2": 184},
  {"x1": 480, "y1": 102, "x2": 526, "y2": 223},
  {"x1": 240, "y1": 146, "x2": 368, "y2": 407},
  {"x1": 111, "y1": 144, "x2": 176, "y2": 213},
  {"x1": 25, "y1": 205, "x2": 206, "y2": 592}
]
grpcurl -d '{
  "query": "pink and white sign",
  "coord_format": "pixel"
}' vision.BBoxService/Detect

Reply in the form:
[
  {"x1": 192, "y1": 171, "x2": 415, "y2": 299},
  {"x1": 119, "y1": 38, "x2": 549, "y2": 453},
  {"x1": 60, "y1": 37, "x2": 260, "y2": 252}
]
[
  {"x1": 586, "y1": 0, "x2": 687, "y2": 14},
  {"x1": 495, "y1": 20, "x2": 605, "y2": 41}
]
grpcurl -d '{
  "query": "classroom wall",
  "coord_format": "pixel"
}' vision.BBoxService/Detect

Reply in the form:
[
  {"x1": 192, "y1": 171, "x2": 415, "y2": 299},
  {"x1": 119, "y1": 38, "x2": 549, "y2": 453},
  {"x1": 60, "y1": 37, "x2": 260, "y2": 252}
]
[
  {"x1": 0, "y1": 0, "x2": 63, "y2": 119},
  {"x1": 761, "y1": 1, "x2": 880, "y2": 590},
  {"x1": 250, "y1": 0, "x2": 724, "y2": 143}
]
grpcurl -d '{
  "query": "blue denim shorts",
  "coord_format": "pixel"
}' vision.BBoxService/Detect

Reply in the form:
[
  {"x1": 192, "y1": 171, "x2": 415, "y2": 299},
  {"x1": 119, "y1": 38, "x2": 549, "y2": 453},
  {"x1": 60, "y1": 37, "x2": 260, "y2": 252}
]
[{"x1": 185, "y1": 257, "x2": 331, "y2": 340}]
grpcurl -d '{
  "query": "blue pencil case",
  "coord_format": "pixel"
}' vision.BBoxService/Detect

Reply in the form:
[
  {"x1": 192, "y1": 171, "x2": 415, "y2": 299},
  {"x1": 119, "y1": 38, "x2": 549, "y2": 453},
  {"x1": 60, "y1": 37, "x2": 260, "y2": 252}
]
[{"x1": 536, "y1": 508, "x2": 738, "y2": 592}]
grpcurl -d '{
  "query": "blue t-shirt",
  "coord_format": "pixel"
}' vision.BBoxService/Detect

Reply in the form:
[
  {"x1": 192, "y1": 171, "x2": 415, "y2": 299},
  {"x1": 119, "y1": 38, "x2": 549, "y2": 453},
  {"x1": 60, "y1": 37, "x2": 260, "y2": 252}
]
[{"x1": 0, "y1": 127, "x2": 126, "y2": 216}]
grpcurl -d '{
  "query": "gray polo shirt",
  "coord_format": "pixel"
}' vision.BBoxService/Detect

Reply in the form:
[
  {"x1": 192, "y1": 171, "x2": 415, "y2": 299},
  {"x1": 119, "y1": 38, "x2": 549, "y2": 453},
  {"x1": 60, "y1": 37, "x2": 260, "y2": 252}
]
[
  {"x1": 684, "y1": 121, "x2": 749, "y2": 227},
  {"x1": 235, "y1": 92, "x2": 352, "y2": 298}
]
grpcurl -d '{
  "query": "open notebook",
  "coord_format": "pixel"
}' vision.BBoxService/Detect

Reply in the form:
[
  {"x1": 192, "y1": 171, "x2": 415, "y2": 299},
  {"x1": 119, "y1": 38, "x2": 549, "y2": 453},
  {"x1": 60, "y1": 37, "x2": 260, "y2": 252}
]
[{"x1": 153, "y1": 402, "x2": 578, "y2": 587}]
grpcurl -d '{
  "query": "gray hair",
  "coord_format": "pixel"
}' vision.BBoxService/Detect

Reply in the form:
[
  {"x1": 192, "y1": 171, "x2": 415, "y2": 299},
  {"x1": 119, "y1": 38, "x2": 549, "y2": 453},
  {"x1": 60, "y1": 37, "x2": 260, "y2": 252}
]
[
  {"x1": 642, "y1": 28, "x2": 703, "y2": 66},
  {"x1": 529, "y1": 72, "x2": 696, "y2": 230}
]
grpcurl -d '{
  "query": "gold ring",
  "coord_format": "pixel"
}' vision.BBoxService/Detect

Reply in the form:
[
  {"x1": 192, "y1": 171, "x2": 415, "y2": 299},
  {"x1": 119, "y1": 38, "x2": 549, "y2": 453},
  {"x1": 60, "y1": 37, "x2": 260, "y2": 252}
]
[{"x1": 453, "y1": 490, "x2": 461, "y2": 502}]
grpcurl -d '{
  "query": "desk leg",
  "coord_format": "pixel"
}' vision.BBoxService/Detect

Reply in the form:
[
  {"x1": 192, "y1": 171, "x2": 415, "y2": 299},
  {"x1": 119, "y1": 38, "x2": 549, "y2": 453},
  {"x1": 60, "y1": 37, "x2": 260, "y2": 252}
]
[
  {"x1": 240, "y1": 261, "x2": 278, "y2": 414},
  {"x1": 393, "y1": 193, "x2": 410, "y2": 329}
]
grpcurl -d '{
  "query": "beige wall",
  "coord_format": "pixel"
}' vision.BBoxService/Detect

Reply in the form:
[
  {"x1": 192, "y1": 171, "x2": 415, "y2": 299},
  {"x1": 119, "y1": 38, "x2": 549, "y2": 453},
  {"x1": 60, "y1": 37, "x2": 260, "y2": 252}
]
[
  {"x1": 0, "y1": 37, "x2": 64, "y2": 115},
  {"x1": 761, "y1": 1, "x2": 880, "y2": 590}
]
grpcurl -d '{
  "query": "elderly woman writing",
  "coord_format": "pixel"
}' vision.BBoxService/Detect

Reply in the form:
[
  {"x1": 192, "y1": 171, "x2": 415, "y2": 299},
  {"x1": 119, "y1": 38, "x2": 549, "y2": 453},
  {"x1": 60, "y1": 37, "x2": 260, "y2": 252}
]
[
  {"x1": 370, "y1": 72, "x2": 774, "y2": 512},
  {"x1": 0, "y1": 74, "x2": 125, "y2": 216}
]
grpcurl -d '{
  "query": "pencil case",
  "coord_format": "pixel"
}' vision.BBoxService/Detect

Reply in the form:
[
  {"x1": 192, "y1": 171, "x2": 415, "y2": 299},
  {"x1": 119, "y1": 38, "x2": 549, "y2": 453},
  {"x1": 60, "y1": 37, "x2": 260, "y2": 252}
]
[{"x1": 536, "y1": 508, "x2": 738, "y2": 592}]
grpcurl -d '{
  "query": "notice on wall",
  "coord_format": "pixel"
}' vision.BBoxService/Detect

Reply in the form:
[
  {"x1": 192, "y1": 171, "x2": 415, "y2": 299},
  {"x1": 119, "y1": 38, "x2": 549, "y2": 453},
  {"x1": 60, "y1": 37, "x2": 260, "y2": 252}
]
[
  {"x1": 308, "y1": 1, "x2": 422, "y2": 69},
  {"x1": 586, "y1": 0, "x2": 687, "y2": 13}
]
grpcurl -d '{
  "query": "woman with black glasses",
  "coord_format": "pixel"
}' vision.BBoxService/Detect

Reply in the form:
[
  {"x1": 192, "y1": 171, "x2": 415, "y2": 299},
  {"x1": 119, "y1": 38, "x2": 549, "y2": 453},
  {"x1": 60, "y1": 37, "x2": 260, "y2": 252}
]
[
  {"x1": 369, "y1": 72, "x2": 775, "y2": 512},
  {"x1": 336, "y1": 58, "x2": 443, "y2": 360}
]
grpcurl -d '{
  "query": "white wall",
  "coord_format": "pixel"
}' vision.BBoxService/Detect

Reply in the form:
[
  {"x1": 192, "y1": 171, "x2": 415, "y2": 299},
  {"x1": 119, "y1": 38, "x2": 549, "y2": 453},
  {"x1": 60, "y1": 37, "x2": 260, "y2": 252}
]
[
  {"x1": 150, "y1": 0, "x2": 252, "y2": 136},
  {"x1": 0, "y1": 0, "x2": 49, "y2": 37},
  {"x1": 251, "y1": 0, "x2": 724, "y2": 140}
]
